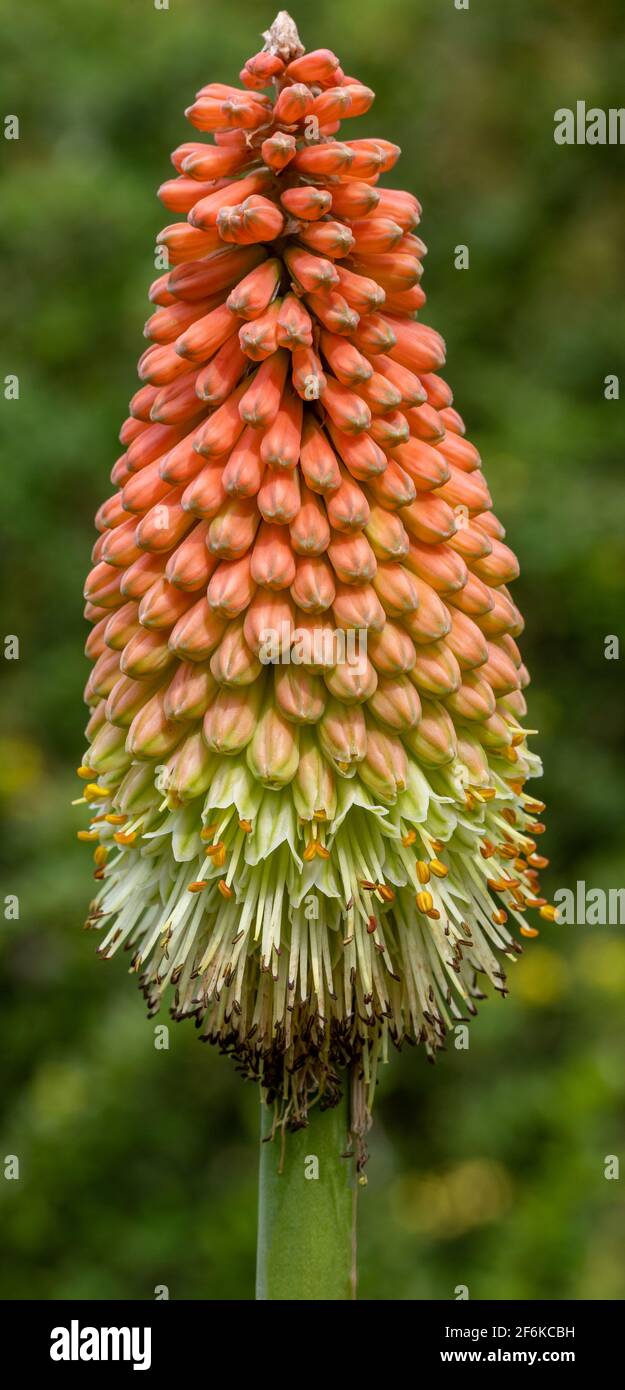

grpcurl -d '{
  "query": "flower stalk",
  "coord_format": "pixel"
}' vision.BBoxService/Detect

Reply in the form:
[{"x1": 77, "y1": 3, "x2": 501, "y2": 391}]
[{"x1": 256, "y1": 1089, "x2": 356, "y2": 1300}]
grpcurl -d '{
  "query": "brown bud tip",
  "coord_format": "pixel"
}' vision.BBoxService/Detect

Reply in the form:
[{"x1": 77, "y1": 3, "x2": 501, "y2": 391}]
[{"x1": 261, "y1": 11, "x2": 305, "y2": 64}]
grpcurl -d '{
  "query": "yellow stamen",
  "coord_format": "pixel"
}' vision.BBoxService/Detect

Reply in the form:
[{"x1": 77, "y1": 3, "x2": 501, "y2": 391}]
[
  {"x1": 377, "y1": 883, "x2": 395, "y2": 903},
  {"x1": 520, "y1": 925, "x2": 539, "y2": 938},
  {"x1": 539, "y1": 904, "x2": 558, "y2": 922},
  {"x1": 76, "y1": 765, "x2": 96, "y2": 779},
  {"x1": 114, "y1": 831, "x2": 137, "y2": 845},
  {"x1": 77, "y1": 830, "x2": 99, "y2": 842},
  {"x1": 238, "y1": 819, "x2": 252, "y2": 833},
  {"x1": 188, "y1": 880, "x2": 209, "y2": 893},
  {"x1": 313, "y1": 809, "x2": 327, "y2": 822},
  {"x1": 201, "y1": 823, "x2": 220, "y2": 841},
  {"x1": 416, "y1": 890, "x2": 434, "y2": 913},
  {"x1": 416, "y1": 860, "x2": 431, "y2": 884},
  {"x1": 429, "y1": 859, "x2": 448, "y2": 879},
  {"x1": 217, "y1": 880, "x2": 233, "y2": 899},
  {"x1": 401, "y1": 830, "x2": 417, "y2": 847},
  {"x1": 84, "y1": 783, "x2": 110, "y2": 800},
  {"x1": 94, "y1": 846, "x2": 108, "y2": 867},
  {"x1": 205, "y1": 841, "x2": 226, "y2": 867},
  {"x1": 104, "y1": 813, "x2": 127, "y2": 825}
]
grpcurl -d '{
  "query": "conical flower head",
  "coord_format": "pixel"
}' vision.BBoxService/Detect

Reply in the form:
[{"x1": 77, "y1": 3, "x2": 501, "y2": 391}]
[{"x1": 79, "y1": 12, "x2": 554, "y2": 1132}]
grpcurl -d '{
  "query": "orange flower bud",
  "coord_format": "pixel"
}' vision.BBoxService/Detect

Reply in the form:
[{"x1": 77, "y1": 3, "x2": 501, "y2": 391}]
[
  {"x1": 360, "y1": 725, "x2": 407, "y2": 802},
  {"x1": 163, "y1": 660, "x2": 217, "y2": 721},
  {"x1": 290, "y1": 555, "x2": 336, "y2": 613},
  {"x1": 320, "y1": 377, "x2": 371, "y2": 435},
  {"x1": 258, "y1": 467, "x2": 301, "y2": 525},
  {"x1": 189, "y1": 170, "x2": 272, "y2": 229},
  {"x1": 275, "y1": 666, "x2": 327, "y2": 724},
  {"x1": 247, "y1": 705, "x2": 299, "y2": 787},
  {"x1": 209, "y1": 618, "x2": 262, "y2": 686},
  {"x1": 239, "y1": 299, "x2": 282, "y2": 360},
  {"x1": 292, "y1": 143, "x2": 353, "y2": 176},
  {"x1": 367, "y1": 621, "x2": 416, "y2": 675},
  {"x1": 260, "y1": 386, "x2": 303, "y2": 470},
  {"x1": 208, "y1": 494, "x2": 260, "y2": 559},
  {"x1": 291, "y1": 346, "x2": 327, "y2": 400},
  {"x1": 181, "y1": 461, "x2": 227, "y2": 520},
  {"x1": 319, "y1": 699, "x2": 366, "y2": 771},
  {"x1": 239, "y1": 349, "x2": 289, "y2": 428},
  {"x1": 261, "y1": 131, "x2": 297, "y2": 171},
  {"x1": 367, "y1": 674, "x2": 421, "y2": 732},
  {"x1": 218, "y1": 195, "x2": 285, "y2": 246},
  {"x1": 251, "y1": 521, "x2": 297, "y2": 589},
  {"x1": 328, "y1": 530, "x2": 376, "y2": 585},
  {"x1": 297, "y1": 220, "x2": 355, "y2": 259},
  {"x1": 280, "y1": 185, "x2": 333, "y2": 221},
  {"x1": 168, "y1": 597, "x2": 226, "y2": 661},
  {"x1": 207, "y1": 554, "x2": 256, "y2": 618},
  {"x1": 126, "y1": 689, "x2": 188, "y2": 760},
  {"x1": 299, "y1": 415, "x2": 341, "y2": 494},
  {"x1": 320, "y1": 332, "x2": 372, "y2": 386},
  {"x1": 203, "y1": 681, "x2": 264, "y2": 754},
  {"x1": 289, "y1": 481, "x2": 331, "y2": 554},
  {"x1": 226, "y1": 257, "x2": 282, "y2": 320},
  {"x1": 175, "y1": 303, "x2": 237, "y2": 365},
  {"x1": 195, "y1": 336, "x2": 247, "y2": 405},
  {"x1": 284, "y1": 246, "x2": 339, "y2": 293},
  {"x1": 372, "y1": 562, "x2": 420, "y2": 616},
  {"x1": 286, "y1": 47, "x2": 340, "y2": 83},
  {"x1": 274, "y1": 82, "x2": 314, "y2": 124}
]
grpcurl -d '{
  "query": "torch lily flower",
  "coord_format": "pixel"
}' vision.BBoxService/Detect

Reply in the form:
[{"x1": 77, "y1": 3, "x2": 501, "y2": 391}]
[{"x1": 78, "y1": 10, "x2": 553, "y2": 1153}]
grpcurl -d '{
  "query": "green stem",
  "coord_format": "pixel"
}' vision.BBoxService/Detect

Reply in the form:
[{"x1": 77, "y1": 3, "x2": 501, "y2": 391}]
[{"x1": 256, "y1": 1090, "x2": 356, "y2": 1300}]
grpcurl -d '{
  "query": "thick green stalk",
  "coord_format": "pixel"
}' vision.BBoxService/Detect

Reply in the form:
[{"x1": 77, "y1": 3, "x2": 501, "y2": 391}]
[{"x1": 256, "y1": 1091, "x2": 356, "y2": 1300}]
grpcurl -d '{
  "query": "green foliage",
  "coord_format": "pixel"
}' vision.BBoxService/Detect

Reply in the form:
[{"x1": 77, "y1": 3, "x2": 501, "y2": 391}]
[{"x1": 1, "y1": 0, "x2": 624, "y2": 1299}]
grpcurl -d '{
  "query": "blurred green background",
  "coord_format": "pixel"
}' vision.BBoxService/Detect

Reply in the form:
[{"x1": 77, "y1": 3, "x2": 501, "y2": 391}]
[{"x1": 1, "y1": 0, "x2": 625, "y2": 1300}]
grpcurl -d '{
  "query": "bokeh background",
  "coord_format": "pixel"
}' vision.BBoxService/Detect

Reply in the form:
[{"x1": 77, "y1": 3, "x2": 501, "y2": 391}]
[{"x1": 1, "y1": 0, "x2": 625, "y2": 1300}]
